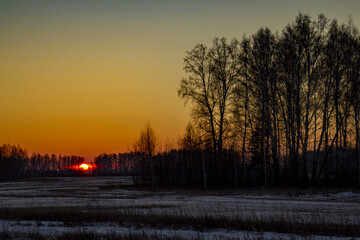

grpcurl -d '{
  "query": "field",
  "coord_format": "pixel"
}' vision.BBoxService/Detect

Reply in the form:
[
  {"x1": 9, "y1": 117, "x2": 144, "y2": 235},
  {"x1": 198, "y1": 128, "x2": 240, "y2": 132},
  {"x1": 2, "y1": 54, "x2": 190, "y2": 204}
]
[{"x1": 0, "y1": 177, "x2": 360, "y2": 240}]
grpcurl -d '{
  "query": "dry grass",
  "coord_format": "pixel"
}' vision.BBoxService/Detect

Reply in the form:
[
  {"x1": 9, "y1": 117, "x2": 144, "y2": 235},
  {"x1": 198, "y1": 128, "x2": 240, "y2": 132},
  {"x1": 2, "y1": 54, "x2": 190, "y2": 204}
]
[
  {"x1": 1, "y1": 177, "x2": 359, "y2": 239},
  {"x1": 0, "y1": 229, "x2": 301, "y2": 240},
  {"x1": 0, "y1": 206, "x2": 359, "y2": 237}
]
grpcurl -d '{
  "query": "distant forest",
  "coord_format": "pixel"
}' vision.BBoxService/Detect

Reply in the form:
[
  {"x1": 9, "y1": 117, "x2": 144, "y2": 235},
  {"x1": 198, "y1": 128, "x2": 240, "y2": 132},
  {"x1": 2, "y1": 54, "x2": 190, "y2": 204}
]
[{"x1": 1, "y1": 13, "x2": 360, "y2": 188}]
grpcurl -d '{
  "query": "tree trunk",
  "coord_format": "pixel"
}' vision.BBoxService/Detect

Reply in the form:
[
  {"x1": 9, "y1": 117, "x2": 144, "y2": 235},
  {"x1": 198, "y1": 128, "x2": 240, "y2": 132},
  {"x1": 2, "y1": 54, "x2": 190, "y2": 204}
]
[
  {"x1": 311, "y1": 109, "x2": 317, "y2": 186},
  {"x1": 355, "y1": 106, "x2": 360, "y2": 186},
  {"x1": 201, "y1": 150, "x2": 207, "y2": 190},
  {"x1": 242, "y1": 75, "x2": 249, "y2": 186}
]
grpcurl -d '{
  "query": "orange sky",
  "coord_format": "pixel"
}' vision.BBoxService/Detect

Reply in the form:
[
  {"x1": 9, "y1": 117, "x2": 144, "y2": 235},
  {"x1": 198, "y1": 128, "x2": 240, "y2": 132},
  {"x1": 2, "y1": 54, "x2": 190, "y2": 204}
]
[{"x1": 1, "y1": 1, "x2": 359, "y2": 161}]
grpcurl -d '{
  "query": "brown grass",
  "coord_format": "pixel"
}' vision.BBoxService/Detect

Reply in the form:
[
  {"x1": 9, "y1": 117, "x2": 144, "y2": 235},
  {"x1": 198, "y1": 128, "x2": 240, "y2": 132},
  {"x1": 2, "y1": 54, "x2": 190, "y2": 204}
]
[
  {"x1": 0, "y1": 229, "x2": 294, "y2": 240},
  {"x1": 0, "y1": 206, "x2": 359, "y2": 237}
]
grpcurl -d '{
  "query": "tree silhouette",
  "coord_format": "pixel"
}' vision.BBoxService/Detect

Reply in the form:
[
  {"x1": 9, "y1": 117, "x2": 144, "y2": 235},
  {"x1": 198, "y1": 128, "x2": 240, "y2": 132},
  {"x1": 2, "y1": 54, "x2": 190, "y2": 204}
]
[
  {"x1": 133, "y1": 122, "x2": 157, "y2": 186},
  {"x1": 178, "y1": 38, "x2": 241, "y2": 184}
]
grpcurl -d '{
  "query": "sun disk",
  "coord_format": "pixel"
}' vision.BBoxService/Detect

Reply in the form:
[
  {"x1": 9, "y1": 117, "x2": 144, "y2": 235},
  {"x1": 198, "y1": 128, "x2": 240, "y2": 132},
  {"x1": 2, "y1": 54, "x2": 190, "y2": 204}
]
[{"x1": 79, "y1": 163, "x2": 89, "y2": 171}]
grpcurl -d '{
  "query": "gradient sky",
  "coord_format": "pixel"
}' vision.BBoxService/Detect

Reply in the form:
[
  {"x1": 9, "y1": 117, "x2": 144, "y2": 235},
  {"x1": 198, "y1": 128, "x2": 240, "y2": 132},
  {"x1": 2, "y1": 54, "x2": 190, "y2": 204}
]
[{"x1": 1, "y1": 0, "x2": 359, "y2": 161}]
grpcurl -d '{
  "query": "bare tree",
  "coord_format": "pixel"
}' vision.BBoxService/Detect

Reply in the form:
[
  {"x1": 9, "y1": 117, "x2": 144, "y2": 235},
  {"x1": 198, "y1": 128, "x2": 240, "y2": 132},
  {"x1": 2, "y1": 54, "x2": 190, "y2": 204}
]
[
  {"x1": 247, "y1": 27, "x2": 277, "y2": 187},
  {"x1": 134, "y1": 122, "x2": 157, "y2": 186},
  {"x1": 180, "y1": 122, "x2": 203, "y2": 188},
  {"x1": 232, "y1": 36, "x2": 251, "y2": 186},
  {"x1": 178, "y1": 38, "x2": 241, "y2": 185}
]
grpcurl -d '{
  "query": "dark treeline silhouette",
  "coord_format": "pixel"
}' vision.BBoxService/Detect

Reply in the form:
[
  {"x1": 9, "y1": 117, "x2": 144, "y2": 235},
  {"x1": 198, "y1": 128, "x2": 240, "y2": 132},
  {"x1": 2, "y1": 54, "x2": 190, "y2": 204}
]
[
  {"x1": 0, "y1": 144, "x2": 27, "y2": 180},
  {"x1": 0, "y1": 144, "x2": 87, "y2": 180},
  {"x1": 176, "y1": 13, "x2": 360, "y2": 188},
  {"x1": 94, "y1": 153, "x2": 135, "y2": 175},
  {"x1": 125, "y1": 13, "x2": 360, "y2": 189}
]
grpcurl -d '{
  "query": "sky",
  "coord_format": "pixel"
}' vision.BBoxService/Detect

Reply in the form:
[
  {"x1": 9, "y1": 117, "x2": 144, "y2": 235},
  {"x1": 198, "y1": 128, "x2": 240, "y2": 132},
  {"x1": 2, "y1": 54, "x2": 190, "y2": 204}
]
[{"x1": 1, "y1": 0, "x2": 359, "y2": 162}]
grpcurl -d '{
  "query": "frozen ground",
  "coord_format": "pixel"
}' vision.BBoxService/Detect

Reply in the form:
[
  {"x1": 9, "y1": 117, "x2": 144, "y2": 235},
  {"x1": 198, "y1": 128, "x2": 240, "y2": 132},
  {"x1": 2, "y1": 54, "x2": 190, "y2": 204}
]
[
  {"x1": 0, "y1": 219, "x2": 357, "y2": 240},
  {"x1": 0, "y1": 177, "x2": 359, "y2": 239}
]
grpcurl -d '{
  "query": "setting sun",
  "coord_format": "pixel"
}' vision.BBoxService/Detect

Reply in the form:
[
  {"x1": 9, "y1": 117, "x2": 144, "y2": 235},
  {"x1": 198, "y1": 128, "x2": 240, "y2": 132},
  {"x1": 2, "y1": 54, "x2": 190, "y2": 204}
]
[{"x1": 79, "y1": 163, "x2": 89, "y2": 171}]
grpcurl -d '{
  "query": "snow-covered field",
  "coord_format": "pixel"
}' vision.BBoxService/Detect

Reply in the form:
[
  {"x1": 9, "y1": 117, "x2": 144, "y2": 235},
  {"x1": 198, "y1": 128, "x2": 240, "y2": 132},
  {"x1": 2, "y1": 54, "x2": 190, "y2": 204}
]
[{"x1": 0, "y1": 177, "x2": 359, "y2": 239}]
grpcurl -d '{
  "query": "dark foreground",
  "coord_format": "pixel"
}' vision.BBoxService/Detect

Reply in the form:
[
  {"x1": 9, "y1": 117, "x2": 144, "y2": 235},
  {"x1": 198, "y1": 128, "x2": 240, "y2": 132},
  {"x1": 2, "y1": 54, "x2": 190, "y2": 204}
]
[{"x1": 0, "y1": 177, "x2": 359, "y2": 239}]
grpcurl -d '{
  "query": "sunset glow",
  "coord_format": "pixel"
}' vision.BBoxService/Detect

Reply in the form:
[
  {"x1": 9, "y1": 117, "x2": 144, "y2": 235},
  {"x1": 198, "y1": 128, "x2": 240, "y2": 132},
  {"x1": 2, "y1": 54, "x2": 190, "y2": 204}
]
[
  {"x1": 79, "y1": 163, "x2": 89, "y2": 171},
  {"x1": 0, "y1": 1, "x2": 359, "y2": 161}
]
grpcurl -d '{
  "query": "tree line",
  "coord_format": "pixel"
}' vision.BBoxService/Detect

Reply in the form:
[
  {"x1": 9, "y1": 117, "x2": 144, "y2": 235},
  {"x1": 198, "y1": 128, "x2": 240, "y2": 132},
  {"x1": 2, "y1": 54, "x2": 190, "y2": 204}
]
[
  {"x1": 128, "y1": 13, "x2": 360, "y2": 188},
  {"x1": 0, "y1": 144, "x2": 87, "y2": 180},
  {"x1": 176, "y1": 13, "x2": 360, "y2": 188},
  {"x1": 0, "y1": 143, "x2": 138, "y2": 180}
]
